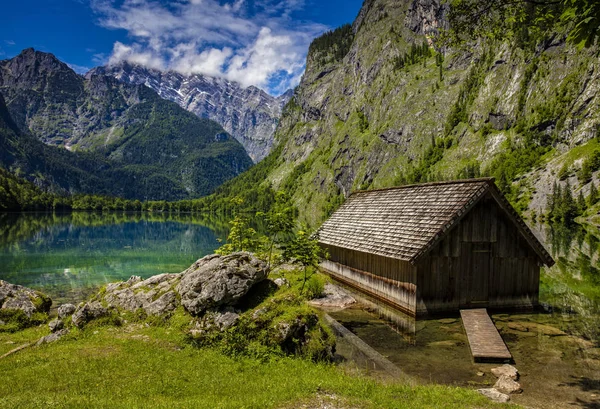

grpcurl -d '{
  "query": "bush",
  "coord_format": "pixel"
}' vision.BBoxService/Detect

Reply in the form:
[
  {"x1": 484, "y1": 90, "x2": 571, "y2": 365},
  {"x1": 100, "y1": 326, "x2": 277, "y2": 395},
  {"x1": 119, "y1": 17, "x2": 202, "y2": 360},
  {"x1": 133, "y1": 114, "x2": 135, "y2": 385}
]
[{"x1": 306, "y1": 275, "x2": 325, "y2": 299}]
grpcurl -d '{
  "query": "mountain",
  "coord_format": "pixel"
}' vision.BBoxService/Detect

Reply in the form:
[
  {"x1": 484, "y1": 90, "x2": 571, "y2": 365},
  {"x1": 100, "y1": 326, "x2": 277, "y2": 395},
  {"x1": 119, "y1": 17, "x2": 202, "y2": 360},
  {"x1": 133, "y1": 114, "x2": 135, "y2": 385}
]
[
  {"x1": 91, "y1": 62, "x2": 292, "y2": 162},
  {"x1": 206, "y1": 0, "x2": 600, "y2": 227},
  {"x1": 0, "y1": 49, "x2": 253, "y2": 200}
]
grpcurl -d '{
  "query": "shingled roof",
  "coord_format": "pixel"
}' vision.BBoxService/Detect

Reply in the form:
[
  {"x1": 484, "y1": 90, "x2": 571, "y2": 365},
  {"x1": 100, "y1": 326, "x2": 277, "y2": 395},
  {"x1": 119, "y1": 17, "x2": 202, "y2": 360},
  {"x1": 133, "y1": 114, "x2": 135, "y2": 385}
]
[{"x1": 316, "y1": 178, "x2": 554, "y2": 266}]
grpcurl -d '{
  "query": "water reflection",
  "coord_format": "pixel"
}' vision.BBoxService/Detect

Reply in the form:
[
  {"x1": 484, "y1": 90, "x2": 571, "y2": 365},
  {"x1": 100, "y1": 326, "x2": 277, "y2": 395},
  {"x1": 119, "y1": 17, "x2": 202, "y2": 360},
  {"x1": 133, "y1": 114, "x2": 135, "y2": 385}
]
[{"x1": 0, "y1": 211, "x2": 229, "y2": 304}]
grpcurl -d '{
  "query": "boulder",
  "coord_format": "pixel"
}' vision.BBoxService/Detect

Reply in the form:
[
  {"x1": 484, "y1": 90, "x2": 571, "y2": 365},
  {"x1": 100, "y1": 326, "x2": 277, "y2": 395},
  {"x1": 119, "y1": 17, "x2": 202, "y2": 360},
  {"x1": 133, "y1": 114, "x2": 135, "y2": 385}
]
[
  {"x1": 144, "y1": 291, "x2": 178, "y2": 316},
  {"x1": 48, "y1": 319, "x2": 64, "y2": 333},
  {"x1": 0, "y1": 280, "x2": 51, "y2": 317},
  {"x1": 491, "y1": 364, "x2": 519, "y2": 380},
  {"x1": 72, "y1": 301, "x2": 108, "y2": 328},
  {"x1": 308, "y1": 284, "x2": 356, "y2": 309},
  {"x1": 477, "y1": 388, "x2": 510, "y2": 403},
  {"x1": 103, "y1": 273, "x2": 180, "y2": 315},
  {"x1": 190, "y1": 309, "x2": 240, "y2": 336},
  {"x1": 57, "y1": 304, "x2": 76, "y2": 319},
  {"x1": 177, "y1": 252, "x2": 268, "y2": 316},
  {"x1": 36, "y1": 328, "x2": 69, "y2": 345},
  {"x1": 494, "y1": 375, "x2": 523, "y2": 394}
]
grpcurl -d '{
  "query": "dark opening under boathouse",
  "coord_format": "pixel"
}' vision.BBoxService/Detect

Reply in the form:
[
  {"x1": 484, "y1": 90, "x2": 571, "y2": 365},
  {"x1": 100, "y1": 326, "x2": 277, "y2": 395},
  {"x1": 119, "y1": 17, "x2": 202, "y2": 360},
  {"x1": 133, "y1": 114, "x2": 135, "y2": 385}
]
[{"x1": 317, "y1": 178, "x2": 555, "y2": 317}]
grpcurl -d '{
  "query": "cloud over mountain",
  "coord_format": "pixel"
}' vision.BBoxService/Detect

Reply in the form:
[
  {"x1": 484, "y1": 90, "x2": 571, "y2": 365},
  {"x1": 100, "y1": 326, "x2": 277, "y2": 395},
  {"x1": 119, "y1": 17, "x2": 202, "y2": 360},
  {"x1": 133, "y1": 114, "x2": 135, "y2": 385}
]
[{"x1": 92, "y1": 0, "x2": 327, "y2": 94}]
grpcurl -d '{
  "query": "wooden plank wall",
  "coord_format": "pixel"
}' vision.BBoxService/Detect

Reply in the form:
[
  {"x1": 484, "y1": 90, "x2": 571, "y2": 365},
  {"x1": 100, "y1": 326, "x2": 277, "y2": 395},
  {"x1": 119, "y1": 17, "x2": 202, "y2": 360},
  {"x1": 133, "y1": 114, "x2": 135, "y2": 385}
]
[
  {"x1": 416, "y1": 194, "x2": 540, "y2": 314},
  {"x1": 320, "y1": 244, "x2": 417, "y2": 315}
]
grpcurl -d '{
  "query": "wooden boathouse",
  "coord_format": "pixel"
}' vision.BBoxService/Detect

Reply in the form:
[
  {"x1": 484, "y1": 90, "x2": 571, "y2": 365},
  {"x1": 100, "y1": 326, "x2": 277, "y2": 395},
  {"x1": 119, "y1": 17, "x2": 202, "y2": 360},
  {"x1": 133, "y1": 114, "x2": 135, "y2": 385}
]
[{"x1": 317, "y1": 178, "x2": 554, "y2": 317}]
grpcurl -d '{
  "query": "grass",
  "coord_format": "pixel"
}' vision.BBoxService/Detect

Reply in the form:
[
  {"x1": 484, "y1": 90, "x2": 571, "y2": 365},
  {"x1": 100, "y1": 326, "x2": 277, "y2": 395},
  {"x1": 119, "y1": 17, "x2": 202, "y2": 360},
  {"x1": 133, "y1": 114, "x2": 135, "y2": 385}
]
[{"x1": 0, "y1": 322, "x2": 511, "y2": 409}]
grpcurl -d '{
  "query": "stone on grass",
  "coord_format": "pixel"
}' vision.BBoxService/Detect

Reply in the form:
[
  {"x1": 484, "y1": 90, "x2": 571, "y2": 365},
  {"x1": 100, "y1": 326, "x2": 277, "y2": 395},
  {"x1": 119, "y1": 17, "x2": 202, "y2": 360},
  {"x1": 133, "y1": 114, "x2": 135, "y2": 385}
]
[
  {"x1": 57, "y1": 303, "x2": 76, "y2": 319},
  {"x1": 36, "y1": 329, "x2": 69, "y2": 345},
  {"x1": 494, "y1": 375, "x2": 523, "y2": 394},
  {"x1": 177, "y1": 252, "x2": 267, "y2": 316},
  {"x1": 48, "y1": 319, "x2": 64, "y2": 333},
  {"x1": 273, "y1": 277, "x2": 290, "y2": 288},
  {"x1": 491, "y1": 364, "x2": 519, "y2": 380},
  {"x1": 308, "y1": 284, "x2": 356, "y2": 309},
  {"x1": 72, "y1": 301, "x2": 108, "y2": 328},
  {"x1": 477, "y1": 388, "x2": 510, "y2": 403},
  {"x1": 0, "y1": 280, "x2": 51, "y2": 317}
]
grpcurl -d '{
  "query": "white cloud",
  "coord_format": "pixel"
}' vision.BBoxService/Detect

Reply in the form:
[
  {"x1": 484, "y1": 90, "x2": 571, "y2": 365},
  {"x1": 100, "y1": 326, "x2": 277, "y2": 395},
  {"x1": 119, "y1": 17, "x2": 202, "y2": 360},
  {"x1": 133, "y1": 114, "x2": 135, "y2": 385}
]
[
  {"x1": 4, "y1": 40, "x2": 15, "y2": 46},
  {"x1": 67, "y1": 63, "x2": 92, "y2": 74},
  {"x1": 91, "y1": 0, "x2": 327, "y2": 94}
]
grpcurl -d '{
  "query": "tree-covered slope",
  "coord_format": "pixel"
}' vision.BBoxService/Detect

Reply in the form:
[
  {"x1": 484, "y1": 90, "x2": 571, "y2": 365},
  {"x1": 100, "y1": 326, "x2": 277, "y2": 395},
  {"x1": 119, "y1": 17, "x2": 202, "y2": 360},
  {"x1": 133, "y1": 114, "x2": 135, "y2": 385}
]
[
  {"x1": 203, "y1": 0, "x2": 600, "y2": 227},
  {"x1": 0, "y1": 49, "x2": 253, "y2": 200}
]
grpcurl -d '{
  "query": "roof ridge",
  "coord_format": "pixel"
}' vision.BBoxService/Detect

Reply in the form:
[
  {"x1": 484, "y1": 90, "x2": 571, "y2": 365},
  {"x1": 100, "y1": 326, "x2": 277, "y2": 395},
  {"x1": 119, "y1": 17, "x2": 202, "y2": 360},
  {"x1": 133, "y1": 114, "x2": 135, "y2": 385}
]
[{"x1": 350, "y1": 178, "x2": 495, "y2": 196}]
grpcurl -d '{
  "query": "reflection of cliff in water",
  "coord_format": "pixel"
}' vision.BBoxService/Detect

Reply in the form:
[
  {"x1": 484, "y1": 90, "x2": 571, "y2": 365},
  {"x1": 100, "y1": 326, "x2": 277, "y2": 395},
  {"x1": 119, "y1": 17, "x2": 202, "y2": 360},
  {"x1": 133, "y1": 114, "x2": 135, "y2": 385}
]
[
  {"x1": 0, "y1": 211, "x2": 231, "y2": 250},
  {"x1": 532, "y1": 221, "x2": 600, "y2": 343}
]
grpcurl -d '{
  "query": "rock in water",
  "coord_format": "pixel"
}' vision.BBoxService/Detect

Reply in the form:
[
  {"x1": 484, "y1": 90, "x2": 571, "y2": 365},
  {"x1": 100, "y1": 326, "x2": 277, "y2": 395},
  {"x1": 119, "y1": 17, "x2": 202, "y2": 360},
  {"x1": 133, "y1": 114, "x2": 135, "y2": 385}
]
[
  {"x1": 494, "y1": 375, "x2": 523, "y2": 394},
  {"x1": 491, "y1": 364, "x2": 519, "y2": 380},
  {"x1": 177, "y1": 252, "x2": 268, "y2": 316},
  {"x1": 0, "y1": 280, "x2": 51, "y2": 317},
  {"x1": 72, "y1": 301, "x2": 108, "y2": 328},
  {"x1": 477, "y1": 388, "x2": 510, "y2": 403}
]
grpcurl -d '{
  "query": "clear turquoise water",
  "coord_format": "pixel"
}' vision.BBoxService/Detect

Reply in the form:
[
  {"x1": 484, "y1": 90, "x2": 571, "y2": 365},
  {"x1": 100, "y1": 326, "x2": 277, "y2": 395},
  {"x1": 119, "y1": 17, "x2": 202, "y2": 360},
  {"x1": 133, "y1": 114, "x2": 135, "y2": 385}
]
[{"x1": 0, "y1": 212, "x2": 228, "y2": 304}]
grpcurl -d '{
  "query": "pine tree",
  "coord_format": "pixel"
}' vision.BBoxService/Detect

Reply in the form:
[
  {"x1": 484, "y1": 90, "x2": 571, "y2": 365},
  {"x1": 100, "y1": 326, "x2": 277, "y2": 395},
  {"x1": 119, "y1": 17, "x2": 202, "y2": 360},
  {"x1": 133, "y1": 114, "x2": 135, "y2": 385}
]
[
  {"x1": 588, "y1": 181, "x2": 598, "y2": 206},
  {"x1": 577, "y1": 190, "x2": 586, "y2": 215}
]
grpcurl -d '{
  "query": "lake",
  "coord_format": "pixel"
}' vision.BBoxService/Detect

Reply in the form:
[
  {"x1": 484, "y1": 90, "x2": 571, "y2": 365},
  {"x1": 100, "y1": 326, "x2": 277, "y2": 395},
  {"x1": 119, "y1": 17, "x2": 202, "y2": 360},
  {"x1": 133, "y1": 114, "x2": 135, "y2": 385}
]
[{"x1": 0, "y1": 212, "x2": 228, "y2": 305}]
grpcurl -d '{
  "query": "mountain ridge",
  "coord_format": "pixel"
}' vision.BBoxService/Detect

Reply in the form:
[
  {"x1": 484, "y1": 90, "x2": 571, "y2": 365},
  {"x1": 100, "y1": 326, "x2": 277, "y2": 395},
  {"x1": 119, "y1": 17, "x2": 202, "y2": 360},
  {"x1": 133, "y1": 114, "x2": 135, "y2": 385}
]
[
  {"x1": 0, "y1": 49, "x2": 254, "y2": 200},
  {"x1": 91, "y1": 62, "x2": 292, "y2": 162}
]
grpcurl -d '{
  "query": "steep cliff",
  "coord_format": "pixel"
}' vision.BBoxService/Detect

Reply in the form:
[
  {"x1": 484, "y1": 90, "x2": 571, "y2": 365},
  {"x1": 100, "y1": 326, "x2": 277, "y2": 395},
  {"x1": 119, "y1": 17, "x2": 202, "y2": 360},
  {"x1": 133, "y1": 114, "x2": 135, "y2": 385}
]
[
  {"x1": 92, "y1": 62, "x2": 291, "y2": 162},
  {"x1": 223, "y1": 0, "x2": 600, "y2": 227}
]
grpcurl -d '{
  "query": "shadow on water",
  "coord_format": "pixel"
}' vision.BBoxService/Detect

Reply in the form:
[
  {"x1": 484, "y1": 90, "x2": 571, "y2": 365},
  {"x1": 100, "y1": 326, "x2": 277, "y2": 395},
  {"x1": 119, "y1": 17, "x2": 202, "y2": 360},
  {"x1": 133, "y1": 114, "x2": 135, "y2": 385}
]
[{"x1": 0, "y1": 211, "x2": 230, "y2": 304}]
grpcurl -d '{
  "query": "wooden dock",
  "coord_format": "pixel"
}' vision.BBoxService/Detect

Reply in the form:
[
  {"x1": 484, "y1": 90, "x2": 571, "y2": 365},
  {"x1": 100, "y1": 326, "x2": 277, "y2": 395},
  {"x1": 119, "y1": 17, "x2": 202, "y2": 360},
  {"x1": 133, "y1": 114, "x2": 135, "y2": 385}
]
[{"x1": 460, "y1": 309, "x2": 512, "y2": 363}]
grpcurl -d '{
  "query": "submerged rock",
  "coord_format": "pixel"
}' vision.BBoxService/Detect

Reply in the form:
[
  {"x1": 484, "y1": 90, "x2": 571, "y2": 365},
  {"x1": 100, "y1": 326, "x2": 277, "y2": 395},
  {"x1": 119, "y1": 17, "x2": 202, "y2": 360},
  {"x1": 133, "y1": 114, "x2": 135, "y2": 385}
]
[
  {"x1": 0, "y1": 280, "x2": 51, "y2": 317},
  {"x1": 477, "y1": 388, "x2": 510, "y2": 403},
  {"x1": 491, "y1": 364, "x2": 519, "y2": 380},
  {"x1": 494, "y1": 375, "x2": 523, "y2": 394},
  {"x1": 177, "y1": 252, "x2": 268, "y2": 316}
]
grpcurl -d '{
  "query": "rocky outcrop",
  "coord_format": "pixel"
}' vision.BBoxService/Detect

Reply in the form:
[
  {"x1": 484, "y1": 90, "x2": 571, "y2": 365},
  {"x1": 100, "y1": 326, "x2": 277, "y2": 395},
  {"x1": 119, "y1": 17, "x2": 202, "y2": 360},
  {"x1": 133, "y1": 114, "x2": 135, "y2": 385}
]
[
  {"x1": 71, "y1": 252, "x2": 267, "y2": 328},
  {"x1": 103, "y1": 274, "x2": 180, "y2": 316},
  {"x1": 36, "y1": 329, "x2": 69, "y2": 345},
  {"x1": 92, "y1": 62, "x2": 292, "y2": 162},
  {"x1": 0, "y1": 280, "x2": 51, "y2": 317},
  {"x1": 177, "y1": 252, "x2": 268, "y2": 316},
  {"x1": 72, "y1": 301, "x2": 109, "y2": 328},
  {"x1": 57, "y1": 304, "x2": 76, "y2": 319}
]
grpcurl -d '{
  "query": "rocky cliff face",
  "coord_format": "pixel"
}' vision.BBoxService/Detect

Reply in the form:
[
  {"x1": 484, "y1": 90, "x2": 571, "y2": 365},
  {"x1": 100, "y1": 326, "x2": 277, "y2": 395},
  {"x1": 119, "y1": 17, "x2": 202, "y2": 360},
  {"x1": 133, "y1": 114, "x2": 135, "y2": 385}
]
[
  {"x1": 91, "y1": 62, "x2": 292, "y2": 162},
  {"x1": 244, "y1": 0, "x2": 600, "y2": 226},
  {"x1": 0, "y1": 49, "x2": 253, "y2": 200}
]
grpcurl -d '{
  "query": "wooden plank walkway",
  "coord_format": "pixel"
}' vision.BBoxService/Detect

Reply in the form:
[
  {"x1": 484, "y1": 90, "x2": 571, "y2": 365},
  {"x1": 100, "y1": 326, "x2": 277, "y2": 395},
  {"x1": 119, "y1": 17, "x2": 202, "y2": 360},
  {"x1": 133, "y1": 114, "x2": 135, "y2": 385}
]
[{"x1": 460, "y1": 308, "x2": 512, "y2": 363}]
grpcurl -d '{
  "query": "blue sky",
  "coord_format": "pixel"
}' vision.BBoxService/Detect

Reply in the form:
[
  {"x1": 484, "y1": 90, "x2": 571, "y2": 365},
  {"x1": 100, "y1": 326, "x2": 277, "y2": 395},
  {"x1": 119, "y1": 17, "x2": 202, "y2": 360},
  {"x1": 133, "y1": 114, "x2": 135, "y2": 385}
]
[{"x1": 0, "y1": 0, "x2": 363, "y2": 94}]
